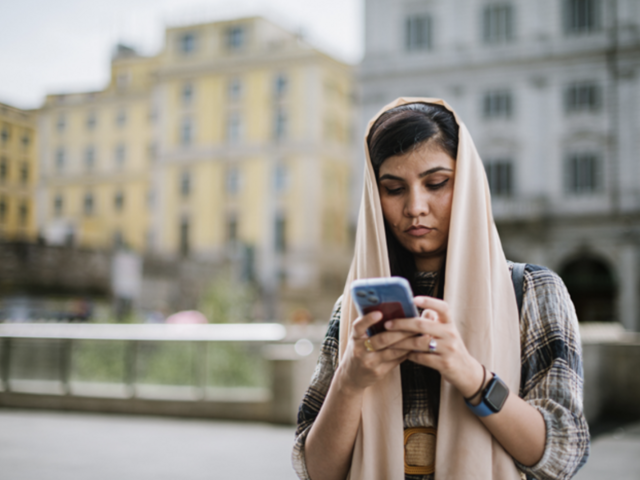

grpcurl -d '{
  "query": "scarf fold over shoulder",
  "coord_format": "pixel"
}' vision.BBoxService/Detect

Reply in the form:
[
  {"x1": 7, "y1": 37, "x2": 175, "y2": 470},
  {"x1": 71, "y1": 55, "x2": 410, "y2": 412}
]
[{"x1": 339, "y1": 97, "x2": 521, "y2": 479}]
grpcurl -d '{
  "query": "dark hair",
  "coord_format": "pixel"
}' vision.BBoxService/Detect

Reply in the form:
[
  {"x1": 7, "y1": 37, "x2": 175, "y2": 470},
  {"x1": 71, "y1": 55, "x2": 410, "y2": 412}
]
[
  {"x1": 367, "y1": 102, "x2": 459, "y2": 423},
  {"x1": 368, "y1": 102, "x2": 459, "y2": 178}
]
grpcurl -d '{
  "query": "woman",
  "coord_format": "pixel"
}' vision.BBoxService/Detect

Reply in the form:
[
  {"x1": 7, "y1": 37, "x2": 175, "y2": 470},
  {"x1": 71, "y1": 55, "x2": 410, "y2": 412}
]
[{"x1": 292, "y1": 98, "x2": 589, "y2": 480}]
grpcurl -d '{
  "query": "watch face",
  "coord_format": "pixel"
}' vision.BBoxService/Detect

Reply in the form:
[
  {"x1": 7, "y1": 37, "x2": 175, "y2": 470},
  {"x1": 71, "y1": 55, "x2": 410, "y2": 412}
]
[{"x1": 485, "y1": 377, "x2": 509, "y2": 412}]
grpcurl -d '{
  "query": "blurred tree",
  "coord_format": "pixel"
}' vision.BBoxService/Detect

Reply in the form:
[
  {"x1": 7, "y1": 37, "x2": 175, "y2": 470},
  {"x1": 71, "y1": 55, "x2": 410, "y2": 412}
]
[{"x1": 198, "y1": 275, "x2": 257, "y2": 323}]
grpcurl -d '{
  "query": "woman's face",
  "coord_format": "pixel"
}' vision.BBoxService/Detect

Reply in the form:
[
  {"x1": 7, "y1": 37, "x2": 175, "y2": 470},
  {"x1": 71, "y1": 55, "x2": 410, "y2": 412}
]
[{"x1": 378, "y1": 141, "x2": 456, "y2": 272}]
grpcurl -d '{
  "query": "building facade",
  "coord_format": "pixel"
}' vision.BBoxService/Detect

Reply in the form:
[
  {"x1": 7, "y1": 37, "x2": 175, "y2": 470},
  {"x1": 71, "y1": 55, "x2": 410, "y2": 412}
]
[
  {"x1": 37, "y1": 17, "x2": 354, "y2": 320},
  {"x1": 0, "y1": 103, "x2": 37, "y2": 241},
  {"x1": 360, "y1": 0, "x2": 640, "y2": 330},
  {"x1": 37, "y1": 46, "x2": 156, "y2": 251}
]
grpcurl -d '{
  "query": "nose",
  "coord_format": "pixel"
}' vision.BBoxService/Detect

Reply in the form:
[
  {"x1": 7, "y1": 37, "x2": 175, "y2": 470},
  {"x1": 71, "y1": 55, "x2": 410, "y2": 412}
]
[{"x1": 404, "y1": 187, "x2": 429, "y2": 218}]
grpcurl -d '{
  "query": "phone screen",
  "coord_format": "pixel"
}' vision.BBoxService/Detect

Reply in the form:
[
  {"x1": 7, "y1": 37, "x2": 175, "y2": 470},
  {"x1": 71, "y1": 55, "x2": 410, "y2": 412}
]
[{"x1": 363, "y1": 301, "x2": 405, "y2": 336}]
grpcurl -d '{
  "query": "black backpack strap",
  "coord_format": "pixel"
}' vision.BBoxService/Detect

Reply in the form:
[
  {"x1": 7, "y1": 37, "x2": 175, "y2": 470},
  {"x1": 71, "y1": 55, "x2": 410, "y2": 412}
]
[{"x1": 511, "y1": 263, "x2": 526, "y2": 319}]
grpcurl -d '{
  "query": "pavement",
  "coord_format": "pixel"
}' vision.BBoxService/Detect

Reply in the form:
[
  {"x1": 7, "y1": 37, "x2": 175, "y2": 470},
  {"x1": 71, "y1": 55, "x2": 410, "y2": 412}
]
[
  {"x1": 0, "y1": 409, "x2": 298, "y2": 480},
  {"x1": 574, "y1": 421, "x2": 640, "y2": 480},
  {"x1": 0, "y1": 409, "x2": 638, "y2": 479}
]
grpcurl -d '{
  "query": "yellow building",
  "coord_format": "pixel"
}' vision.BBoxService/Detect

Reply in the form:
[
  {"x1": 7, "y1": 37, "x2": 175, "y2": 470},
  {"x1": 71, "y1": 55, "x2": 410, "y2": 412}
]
[
  {"x1": 37, "y1": 17, "x2": 354, "y2": 318},
  {"x1": 37, "y1": 45, "x2": 157, "y2": 250},
  {"x1": 0, "y1": 102, "x2": 38, "y2": 240},
  {"x1": 152, "y1": 18, "x2": 354, "y2": 300}
]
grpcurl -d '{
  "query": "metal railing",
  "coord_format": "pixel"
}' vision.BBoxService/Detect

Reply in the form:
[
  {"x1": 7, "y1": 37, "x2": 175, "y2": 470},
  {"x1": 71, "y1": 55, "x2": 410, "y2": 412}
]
[{"x1": 0, "y1": 323, "x2": 324, "y2": 424}]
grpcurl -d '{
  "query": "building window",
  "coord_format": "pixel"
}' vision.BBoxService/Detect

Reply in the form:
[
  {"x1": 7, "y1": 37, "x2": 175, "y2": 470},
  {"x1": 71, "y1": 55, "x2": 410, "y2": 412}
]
[
  {"x1": 274, "y1": 213, "x2": 286, "y2": 253},
  {"x1": 226, "y1": 167, "x2": 241, "y2": 194},
  {"x1": 565, "y1": 82, "x2": 601, "y2": 113},
  {"x1": 227, "y1": 113, "x2": 242, "y2": 143},
  {"x1": 20, "y1": 163, "x2": 28, "y2": 184},
  {"x1": 85, "y1": 146, "x2": 96, "y2": 171},
  {"x1": 483, "y1": 4, "x2": 514, "y2": 44},
  {"x1": 22, "y1": 133, "x2": 30, "y2": 148},
  {"x1": 226, "y1": 25, "x2": 245, "y2": 50},
  {"x1": 405, "y1": 15, "x2": 432, "y2": 51},
  {"x1": 181, "y1": 118, "x2": 193, "y2": 145},
  {"x1": 83, "y1": 192, "x2": 95, "y2": 216},
  {"x1": 113, "y1": 231, "x2": 125, "y2": 249},
  {"x1": 56, "y1": 113, "x2": 66, "y2": 132},
  {"x1": 114, "y1": 190, "x2": 125, "y2": 212},
  {"x1": 179, "y1": 32, "x2": 197, "y2": 54},
  {"x1": 180, "y1": 170, "x2": 191, "y2": 197},
  {"x1": 179, "y1": 217, "x2": 190, "y2": 256},
  {"x1": 485, "y1": 160, "x2": 514, "y2": 197},
  {"x1": 55, "y1": 148, "x2": 65, "y2": 172},
  {"x1": 483, "y1": 90, "x2": 513, "y2": 118},
  {"x1": 54, "y1": 194, "x2": 64, "y2": 217},
  {"x1": 565, "y1": 152, "x2": 602, "y2": 194},
  {"x1": 18, "y1": 202, "x2": 28, "y2": 226},
  {"x1": 116, "y1": 108, "x2": 127, "y2": 127},
  {"x1": 0, "y1": 198, "x2": 6, "y2": 223},
  {"x1": 148, "y1": 142, "x2": 157, "y2": 162},
  {"x1": 116, "y1": 72, "x2": 131, "y2": 89},
  {"x1": 274, "y1": 74, "x2": 288, "y2": 97},
  {"x1": 0, "y1": 157, "x2": 7, "y2": 182},
  {"x1": 564, "y1": 0, "x2": 600, "y2": 34},
  {"x1": 274, "y1": 163, "x2": 288, "y2": 193},
  {"x1": 148, "y1": 106, "x2": 158, "y2": 123},
  {"x1": 181, "y1": 117, "x2": 193, "y2": 145},
  {"x1": 86, "y1": 111, "x2": 97, "y2": 130},
  {"x1": 182, "y1": 82, "x2": 194, "y2": 105},
  {"x1": 274, "y1": 108, "x2": 287, "y2": 140},
  {"x1": 227, "y1": 213, "x2": 238, "y2": 243},
  {"x1": 115, "y1": 144, "x2": 126, "y2": 168},
  {"x1": 228, "y1": 78, "x2": 242, "y2": 101},
  {"x1": 1, "y1": 127, "x2": 9, "y2": 143},
  {"x1": 147, "y1": 189, "x2": 155, "y2": 209}
]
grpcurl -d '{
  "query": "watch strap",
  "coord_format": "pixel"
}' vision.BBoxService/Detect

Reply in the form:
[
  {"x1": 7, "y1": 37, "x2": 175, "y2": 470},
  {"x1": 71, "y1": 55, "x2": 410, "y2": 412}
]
[
  {"x1": 464, "y1": 373, "x2": 508, "y2": 417},
  {"x1": 464, "y1": 395, "x2": 495, "y2": 417}
]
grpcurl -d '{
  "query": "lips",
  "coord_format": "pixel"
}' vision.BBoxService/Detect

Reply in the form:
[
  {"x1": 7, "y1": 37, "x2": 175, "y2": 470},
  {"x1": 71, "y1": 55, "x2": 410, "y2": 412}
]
[{"x1": 405, "y1": 225, "x2": 433, "y2": 236}]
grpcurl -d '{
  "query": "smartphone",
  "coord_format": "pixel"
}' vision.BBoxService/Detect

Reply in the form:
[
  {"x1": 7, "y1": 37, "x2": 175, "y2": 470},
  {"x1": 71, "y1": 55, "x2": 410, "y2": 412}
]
[{"x1": 351, "y1": 277, "x2": 419, "y2": 336}]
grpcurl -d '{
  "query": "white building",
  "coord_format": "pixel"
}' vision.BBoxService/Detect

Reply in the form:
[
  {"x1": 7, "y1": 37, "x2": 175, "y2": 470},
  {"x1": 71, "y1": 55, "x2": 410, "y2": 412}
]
[{"x1": 359, "y1": 0, "x2": 640, "y2": 330}]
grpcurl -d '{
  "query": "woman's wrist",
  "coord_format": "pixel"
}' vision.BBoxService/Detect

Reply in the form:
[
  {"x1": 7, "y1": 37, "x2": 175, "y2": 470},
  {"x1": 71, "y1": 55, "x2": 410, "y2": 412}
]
[
  {"x1": 454, "y1": 358, "x2": 488, "y2": 400},
  {"x1": 334, "y1": 364, "x2": 367, "y2": 398}
]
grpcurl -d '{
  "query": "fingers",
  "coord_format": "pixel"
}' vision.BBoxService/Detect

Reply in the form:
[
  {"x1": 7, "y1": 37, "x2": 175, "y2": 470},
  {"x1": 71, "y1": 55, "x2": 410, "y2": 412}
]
[
  {"x1": 393, "y1": 332, "x2": 447, "y2": 354},
  {"x1": 364, "y1": 329, "x2": 417, "y2": 352},
  {"x1": 414, "y1": 296, "x2": 451, "y2": 324},
  {"x1": 384, "y1": 317, "x2": 450, "y2": 338},
  {"x1": 352, "y1": 311, "x2": 383, "y2": 339},
  {"x1": 407, "y1": 351, "x2": 441, "y2": 367},
  {"x1": 377, "y1": 347, "x2": 411, "y2": 362}
]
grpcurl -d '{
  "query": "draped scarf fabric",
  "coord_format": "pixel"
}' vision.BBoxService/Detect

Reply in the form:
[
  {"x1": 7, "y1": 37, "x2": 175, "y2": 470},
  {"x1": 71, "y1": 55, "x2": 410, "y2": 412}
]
[{"x1": 338, "y1": 97, "x2": 521, "y2": 479}]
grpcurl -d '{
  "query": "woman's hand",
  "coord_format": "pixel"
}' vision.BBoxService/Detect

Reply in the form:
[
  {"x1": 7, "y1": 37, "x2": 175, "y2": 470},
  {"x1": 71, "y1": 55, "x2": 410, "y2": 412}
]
[
  {"x1": 336, "y1": 310, "x2": 415, "y2": 394},
  {"x1": 385, "y1": 296, "x2": 485, "y2": 399}
]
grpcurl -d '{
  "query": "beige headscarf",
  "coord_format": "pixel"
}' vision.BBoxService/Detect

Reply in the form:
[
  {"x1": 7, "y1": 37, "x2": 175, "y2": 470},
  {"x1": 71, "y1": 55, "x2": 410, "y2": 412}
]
[{"x1": 339, "y1": 98, "x2": 521, "y2": 479}]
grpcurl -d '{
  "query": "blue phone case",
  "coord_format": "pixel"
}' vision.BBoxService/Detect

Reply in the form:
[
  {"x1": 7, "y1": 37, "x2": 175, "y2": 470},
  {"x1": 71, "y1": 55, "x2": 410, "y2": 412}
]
[{"x1": 351, "y1": 277, "x2": 418, "y2": 336}]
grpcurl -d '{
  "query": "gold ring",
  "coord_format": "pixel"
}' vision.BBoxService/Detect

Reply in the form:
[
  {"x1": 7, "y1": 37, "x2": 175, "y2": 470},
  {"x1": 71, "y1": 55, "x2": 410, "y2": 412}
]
[{"x1": 364, "y1": 338, "x2": 375, "y2": 352}]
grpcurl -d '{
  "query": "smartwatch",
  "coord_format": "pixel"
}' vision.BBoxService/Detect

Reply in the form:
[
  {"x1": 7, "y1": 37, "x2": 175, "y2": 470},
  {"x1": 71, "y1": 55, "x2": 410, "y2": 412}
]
[{"x1": 465, "y1": 373, "x2": 509, "y2": 417}]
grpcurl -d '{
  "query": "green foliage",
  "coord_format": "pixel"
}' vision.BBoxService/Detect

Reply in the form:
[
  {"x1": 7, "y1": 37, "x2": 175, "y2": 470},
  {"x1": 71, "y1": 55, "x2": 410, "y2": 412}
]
[
  {"x1": 72, "y1": 340, "x2": 126, "y2": 383},
  {"x1": 71, "y1": 340, "x2": 268, "y2": 388},
  {"x1": 207, "y1": 343, "x2": 268, "y2": 388},
  {"x1": 198, "y1": 275, "x2": 257, "y2": 323}
]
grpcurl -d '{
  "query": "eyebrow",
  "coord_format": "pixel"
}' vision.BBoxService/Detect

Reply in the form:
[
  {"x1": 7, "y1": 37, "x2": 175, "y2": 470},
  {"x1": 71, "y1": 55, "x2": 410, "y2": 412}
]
[{"x1": 378, "y1": 167, "x2": 454, "y2": 182}]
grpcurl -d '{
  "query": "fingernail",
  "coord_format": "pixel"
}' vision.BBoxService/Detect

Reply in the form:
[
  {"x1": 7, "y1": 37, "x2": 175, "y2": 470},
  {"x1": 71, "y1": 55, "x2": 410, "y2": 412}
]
[
  {"x1": 385, "y1": 321, "x2": 393, "y2": 329},
  {"x1": 372, "y1": 311, "x2": 383, "y2": 321}
]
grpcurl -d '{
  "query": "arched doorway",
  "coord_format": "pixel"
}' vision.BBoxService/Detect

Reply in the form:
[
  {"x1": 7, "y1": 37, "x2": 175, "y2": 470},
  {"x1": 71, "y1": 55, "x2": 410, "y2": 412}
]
[{"x1": 559, "y1": 257, "x2": 617, "y2": 322}]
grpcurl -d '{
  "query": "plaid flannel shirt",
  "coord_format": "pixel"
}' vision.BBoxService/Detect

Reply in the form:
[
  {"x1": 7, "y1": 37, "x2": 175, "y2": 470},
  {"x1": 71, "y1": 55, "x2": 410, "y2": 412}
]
[{"x1": 292, "y1": 264, "x2": 590, "y2": 480}]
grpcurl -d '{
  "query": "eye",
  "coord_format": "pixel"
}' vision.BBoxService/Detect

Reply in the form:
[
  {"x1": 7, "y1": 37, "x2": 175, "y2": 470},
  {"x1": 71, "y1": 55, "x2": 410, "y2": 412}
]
[
  {"x1": 384, "y1": 186, "x2": 404, "y2": 195},
  {"x1": 426, "y1": 179, "x2": 449, "y2": 190}
]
